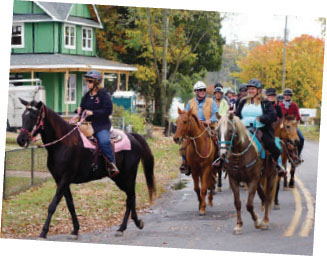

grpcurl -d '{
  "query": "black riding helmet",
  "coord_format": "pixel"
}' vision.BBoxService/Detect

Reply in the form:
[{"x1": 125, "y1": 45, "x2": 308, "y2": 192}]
[
  {"x1": 283, "y1": 88, "x2": 293, "y2": 96},
  {"x1": 277, "y1": 94, "x2": 284, "y2": 101},
  {"x1": 84, "y1": 70, "x2": 102, "y2": 85},
  {"x1": 239, "y1": 84, "x2": 248, "y2": 92},
  {"x1": 266, "y1": 88, "x2": 276, "y2": 96},
  {"x1": 214, "y1": 82, "x2": 223, "y2": 89}
]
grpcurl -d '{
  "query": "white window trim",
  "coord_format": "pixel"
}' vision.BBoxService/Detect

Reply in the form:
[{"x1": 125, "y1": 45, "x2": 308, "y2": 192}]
[
  {"x1": 67, "y1": 74, "x2": 77, "y2": 104},
  {"x1": 82, "y1": 26, "x2": 93, "y2": 51},
  {"x1": 64, "y1": 24, "x2": 76, "y2": 50},
  {"x1": 11, "y1": 23, "x2": 24, "y2": 49}
]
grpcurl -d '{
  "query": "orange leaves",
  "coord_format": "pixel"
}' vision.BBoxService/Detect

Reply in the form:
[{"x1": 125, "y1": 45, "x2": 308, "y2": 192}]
[{"x1": 236, "y1": 35, "x2": 324, "y2": 108}]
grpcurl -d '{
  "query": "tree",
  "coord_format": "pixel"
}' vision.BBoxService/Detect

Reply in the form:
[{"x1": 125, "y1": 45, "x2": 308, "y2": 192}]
[{"x1": 235, "y1": 35, "x2": 324, "y2": 108}]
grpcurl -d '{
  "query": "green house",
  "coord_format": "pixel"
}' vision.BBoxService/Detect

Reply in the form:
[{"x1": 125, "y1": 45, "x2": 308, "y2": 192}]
[{"x1": 10, "y1": 0, "x2": 137, "y2": 115}]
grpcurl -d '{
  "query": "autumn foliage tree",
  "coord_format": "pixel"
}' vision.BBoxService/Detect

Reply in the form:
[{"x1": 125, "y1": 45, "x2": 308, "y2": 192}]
[{"x1": 235, "y1": 35, "x2": 324, "y2": 108}]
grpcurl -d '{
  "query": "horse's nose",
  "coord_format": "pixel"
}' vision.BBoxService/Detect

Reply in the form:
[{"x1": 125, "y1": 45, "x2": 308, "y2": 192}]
[
  {"x1": 17, "y1": 133, "x2": 29, "y2": 147},
  {"x1": 173, "y1": 137, "x2": 180, "y2": 144}
]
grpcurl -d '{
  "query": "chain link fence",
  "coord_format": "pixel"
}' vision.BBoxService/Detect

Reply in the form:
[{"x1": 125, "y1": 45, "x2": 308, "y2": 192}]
[{"x1": 3, "y1": 147, "x2": 51, "y2": 199}]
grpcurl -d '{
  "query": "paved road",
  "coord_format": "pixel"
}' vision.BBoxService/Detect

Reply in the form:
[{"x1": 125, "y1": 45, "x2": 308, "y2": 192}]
[{"x1": 46, "y1": 140, "x2": 318, "y2": 255}]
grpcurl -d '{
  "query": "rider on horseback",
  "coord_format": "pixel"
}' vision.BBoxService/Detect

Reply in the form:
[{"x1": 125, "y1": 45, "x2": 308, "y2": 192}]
[
  {"x1": 179, "y1": 81, "x2": 219, "y2": 175},
  {"x1": 266, "y1": 88, "x2": 283, "y2": 119},
  {"x1": 279, "y1": 88, "x2": 304, "y2": 160},
  {"x1": 77, "y1": 70, "x2": 119, "y2": 178},
  {"x1": 235, "y1": 78, "x2": 285, "y2": 177},
  {"x1": 214, "y1": 86, "x2": 229, "y2": 116}
]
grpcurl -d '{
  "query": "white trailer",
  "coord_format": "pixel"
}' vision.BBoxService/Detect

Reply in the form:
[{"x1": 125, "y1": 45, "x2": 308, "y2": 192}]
[{"x1": 7, "y1": 79, "x2": 46, "y2": 131}]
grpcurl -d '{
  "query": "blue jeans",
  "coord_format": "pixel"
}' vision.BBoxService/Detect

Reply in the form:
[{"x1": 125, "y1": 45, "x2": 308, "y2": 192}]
[
  {"x1": 297, "y1": 128, "x2": 304, "y2": 156},
  {"x1": 95, "y1": 129, "x2": 115, "y2": 163}
]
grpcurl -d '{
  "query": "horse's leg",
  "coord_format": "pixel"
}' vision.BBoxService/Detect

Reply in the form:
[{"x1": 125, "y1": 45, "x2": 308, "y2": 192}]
[
  {"x1": 63, "y1": 186, "x2": 80, "y2": 238},
  {"x1": 40, "y1": 182, "x2": 68, "y2": 238},
  {"x1": 115, "y1": 193, "x2": 133, "y2": 236},
  {"x1": 246, "y1": 181, "x2": 260, "y2": 229},
  {"x1": 217, "y1": 168, "x2": 222, "y2": 192},
  {"x1": 130, "y1": 193, "x2": 144, "y2": 230},
  {"x1": 229, "y1": 177, "x2": 242, "y2": 235},
  {"x1": 274, "y1": 178, "x2": 280, "y2": 210},
  {"x1": 208, "y1": 170, "x2": 214, "y2": 207},
  {"x1": 199, "y1": 167, "x2": 210, "y2": 215},
  {"x1": 289, "y1": 164, "x2": 295, "y2": 188},
  {"x1": 192, "y1": 171, "x2": 202, "y2": 210},
  {"x1": 261, "y1": 170, "x2": 277, "y2": 230},
  {"x1": 282, "y1": 148, "x2": 288, "y2": 190}
]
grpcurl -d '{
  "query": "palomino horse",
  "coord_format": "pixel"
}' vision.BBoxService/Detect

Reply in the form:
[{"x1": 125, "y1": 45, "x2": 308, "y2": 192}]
[
  {"x1": 215, "y1": 113, "x2": 278, "y2": 234},
  {"x1": 273, "y1": 114, "x2": 300, "y2": 208},
  {"x1": 16, "y1": 99, "x2": 156, "y2": 239},
  {"x1": 173, "y1": 108, "x2": 217, "y2": 215}
]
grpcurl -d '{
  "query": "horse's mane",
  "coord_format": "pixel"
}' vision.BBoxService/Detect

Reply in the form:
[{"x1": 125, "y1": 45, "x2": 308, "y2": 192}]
[
  {"x1": 218, "y1": 115, "x2": 250, "y2": 145},
  {"x1": 190, "y1": 112, "x2": 203, "y2": 130}
]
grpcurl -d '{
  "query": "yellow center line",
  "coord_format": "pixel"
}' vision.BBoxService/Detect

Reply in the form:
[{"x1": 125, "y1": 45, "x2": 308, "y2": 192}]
[
  {"x1": 284, "y1": 186, "x2": 302, "y2": 237},
  {"x1": 295, "y1": 176, "x2": 315, "y2": 237}
]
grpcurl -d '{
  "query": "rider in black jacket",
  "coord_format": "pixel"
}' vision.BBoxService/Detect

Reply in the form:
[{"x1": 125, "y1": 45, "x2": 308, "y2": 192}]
[{"x1": 235, "y1": 79, "x2": 285, "y2": 176}]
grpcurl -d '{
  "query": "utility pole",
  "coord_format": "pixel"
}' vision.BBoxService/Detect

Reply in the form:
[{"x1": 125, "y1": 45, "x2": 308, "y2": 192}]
[{"x1": 282, "y1": 16, "x2": 288, "y2": 92}]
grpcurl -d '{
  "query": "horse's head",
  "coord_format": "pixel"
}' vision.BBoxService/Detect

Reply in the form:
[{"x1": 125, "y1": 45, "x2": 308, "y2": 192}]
[
  {"x1": 173, "y1": 107, "x2": 200, "y2": 144},
  {"x1": 215, "y1": 112, "x2": 236, "y2": 158},
  {"x1": 280, "y1": 114, "x2": 300, "y2": 148},
  {"x1": 16, "y1": 98, "x2": 45, "y2": 148}
]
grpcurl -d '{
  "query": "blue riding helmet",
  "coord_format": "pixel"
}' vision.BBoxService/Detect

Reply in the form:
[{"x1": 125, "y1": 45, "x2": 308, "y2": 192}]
[
  {"x1": 84, "y1": 70, "x2": 102, "y2": 84},
  {"x1": 239, "y1": 84, "x2": 248, "y2": 92},
  {"x1": 283, "y1": 88, "x2": 293, "y2": 96},
  {"x1": 247, "y1": 78, "x2": 263, "y2": 89}
]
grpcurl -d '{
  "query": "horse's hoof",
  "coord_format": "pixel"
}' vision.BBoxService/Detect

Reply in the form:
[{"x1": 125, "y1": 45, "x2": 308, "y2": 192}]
[
  {"x1": 138, "y1": 219, "x2": 144, "y2": 230},
  {"x1": 289, "y1": 184, "x2": 295, "y2": 189},
  {"x1": 36, "y1": 237, "x2": 47, "y2": 241},
  {"x1": 274, "y1": 204, "x2": 280, "y2": 210},
  {"x1": 115, "y1": 230, "x2": 124, "y2": 237},
  {"x1": 217, "y1": 187, "x2": 222, "y2": 193},
  {"x1": 254, "y1": 220, "x2": 261, "y2": 229},
  {"x1": 283, "y1": 187, "x2": 288, "y2": 191},
  {"x1": 69, "y1": 234, "x2": 78, "y2": 240},
  {"x1": 260, "y1": 221, "x2": 269, "y2": 230},
  {"x1": 199, "y1": 211, "x2": 206, "y2": 216},
  {"x1": 233, "y1": 226, "x2": 242, "y2": 235}
]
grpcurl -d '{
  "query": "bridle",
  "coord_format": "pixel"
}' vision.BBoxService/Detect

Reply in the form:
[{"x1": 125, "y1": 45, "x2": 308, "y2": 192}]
[
  {"x1": 182, "y1": 115, "x2": 214, "y2": 159},
  {"x1": 20, "y1": 104, "x2": 46, "y2": 143}
]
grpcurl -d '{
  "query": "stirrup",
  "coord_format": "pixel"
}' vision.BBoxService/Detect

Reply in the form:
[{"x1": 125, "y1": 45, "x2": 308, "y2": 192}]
[{"x1": 105, "y1": 159, "x2": 120, "y2": 178}]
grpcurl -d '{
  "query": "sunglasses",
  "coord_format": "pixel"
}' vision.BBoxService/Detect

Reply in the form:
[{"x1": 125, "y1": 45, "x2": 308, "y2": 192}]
[
  {"x1": 86, "y1": 79, "x2": 94, "y2": 84},
  {"x1": 195, "y1": 89, "x2": 206, "y2": 92}
]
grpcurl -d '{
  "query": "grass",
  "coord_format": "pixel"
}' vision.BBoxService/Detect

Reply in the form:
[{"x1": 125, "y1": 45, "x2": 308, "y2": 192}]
[
  {"x1": 298, "y1": 125, "x2": 320, "y2": 141},
  {"x1": 1, "y1": 135, "x2": 181, "y2": 238}
]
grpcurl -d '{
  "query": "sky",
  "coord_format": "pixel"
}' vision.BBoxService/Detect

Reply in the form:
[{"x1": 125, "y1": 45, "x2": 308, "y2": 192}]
[{"x1": 220, "y1": 12, "x2": 324, "y2": 44}]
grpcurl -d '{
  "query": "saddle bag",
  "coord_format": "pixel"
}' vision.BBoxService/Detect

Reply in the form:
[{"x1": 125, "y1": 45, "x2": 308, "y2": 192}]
[{"x1": 79, "y1": 121, "x2": 94, "y2": 137}]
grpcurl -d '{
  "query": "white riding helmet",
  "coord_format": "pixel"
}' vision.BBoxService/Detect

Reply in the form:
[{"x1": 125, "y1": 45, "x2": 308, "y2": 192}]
[{"x1": 193, "y1": 81, "x2": 207, "y2": 91}]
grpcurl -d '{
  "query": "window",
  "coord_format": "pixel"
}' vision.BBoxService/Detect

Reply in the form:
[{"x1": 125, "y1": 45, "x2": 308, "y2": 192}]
[
  {"x1": 82, "y1": 27, "x2": 93, "y2": 51},
  {"x1": 67, "y1": 74, "x2": 76, "y2": 104},
  {"x1": 12, "y1": 24, "x2": 24, "y2": 48},
  {"x1": 64, "y1": 24, "x2": 76, "y2": 49}
]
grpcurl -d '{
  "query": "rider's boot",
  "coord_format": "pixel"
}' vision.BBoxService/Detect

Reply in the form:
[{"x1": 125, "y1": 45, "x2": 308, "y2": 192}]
[
  {"x1": 104, "y1": 156, "x2": 120, "y2": 178},
  {"x1": 272, "y1": 157, "x2": 286, "y2": 177},
  {"x1": 180, "y1": 160, "x2": 191, "y2": 176}
]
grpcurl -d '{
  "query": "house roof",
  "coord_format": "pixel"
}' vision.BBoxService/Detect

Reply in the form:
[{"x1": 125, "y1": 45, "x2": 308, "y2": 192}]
[
  {"x1": 13, "y1": 2, "x2": 103, "y2": 29},
  {"x1": 10, "y1": 54, "x2": 138, "y2": 73}
]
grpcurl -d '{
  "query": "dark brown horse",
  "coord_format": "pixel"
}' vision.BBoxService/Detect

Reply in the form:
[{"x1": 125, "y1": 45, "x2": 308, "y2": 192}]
[
  {"x1": 16, "y1": 99, "x2": 156, "y2": 239},
  {"x1": 215, "y1": 113, "x2": 278, "y2": 234},
  {"x1": 273, "y1": 114, "x2": 300, "y2": 208},
  {"x1": 173, "y1": 108, "x2": 217, "y2": 215}
]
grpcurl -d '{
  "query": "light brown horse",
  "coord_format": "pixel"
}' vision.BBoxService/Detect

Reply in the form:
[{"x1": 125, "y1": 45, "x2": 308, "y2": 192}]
[
  {"x1": 173, "y1": 108, "x2": 217, "y2": 215},
  {"x1": 215, "y1": 113, "x2": 278, "y2": 234},
  {"x1": 273, "y1": 114, "x2": 300, "y2": 208}
]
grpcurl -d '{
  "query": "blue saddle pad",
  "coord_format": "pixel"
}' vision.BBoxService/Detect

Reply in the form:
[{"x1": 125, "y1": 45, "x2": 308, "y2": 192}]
[{"x1": 250, "y1": 132, "x2": 282, "y2": 160}]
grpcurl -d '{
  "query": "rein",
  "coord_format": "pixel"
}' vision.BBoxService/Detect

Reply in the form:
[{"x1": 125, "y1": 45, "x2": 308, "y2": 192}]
[{"x1": 186, "y1": 118, "x2": 213, "y2": 159}]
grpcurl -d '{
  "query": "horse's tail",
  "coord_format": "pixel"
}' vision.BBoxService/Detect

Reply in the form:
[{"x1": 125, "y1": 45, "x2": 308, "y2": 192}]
[
  {"x1": 260, "y1": 165, "x2": 278, "y2": 210},
  {"x1": 131, "y1": 132, "x2": 156, "y2": 202}
]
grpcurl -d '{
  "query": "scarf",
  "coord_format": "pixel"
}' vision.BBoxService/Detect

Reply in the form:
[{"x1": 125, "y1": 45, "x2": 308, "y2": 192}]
[{"x1": 283, "y1": 99, "x2": 292, "y2": 109}]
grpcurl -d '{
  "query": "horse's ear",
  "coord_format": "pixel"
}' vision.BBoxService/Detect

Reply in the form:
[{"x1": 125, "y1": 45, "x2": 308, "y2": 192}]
[
  {"x1": 216, "y1": 112, "x2": 221, "y2": 120},
  {"x1": 178, "y1": 107, "x2": 184, "y2": 115},
  {"x1": 36, "y1": 101, "x2": 43, "y2": 109},
  {"x1": 228, "y1": 112, "x2": 234, "y2": 120},
  {"x1": 188, "y1": 107, "x2": 193, "y2": 117},
  {"x1": 19, "y1": 98, "x2": 29, "y2": 107}
]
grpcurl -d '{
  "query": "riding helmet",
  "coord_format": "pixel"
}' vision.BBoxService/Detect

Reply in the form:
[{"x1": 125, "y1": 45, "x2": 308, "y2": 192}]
[
  {"x1": 266, "y1": 88, "x2": 277, "y2": 96},
  {"x1": 246, "y1": 78, "x2": 263, "y2": 89},
  {"x1": 84, "y1": 70, "x2": 103, "y2": 84},
  {"x1": 214, "y1": 86, "x2": 224, "y2": 94},
  {"x1": 214, "y1": 82, "x2": 223, "y2": 89},
  {"x1": 238, "y1": 84, "x2": 248, "y2": 92},
  {"x1": 283, "y1": 88, "x2": 293, "y2": 96},
  {"x1": 277, "y1": 94, "x2": 284, "y2": 101},
  {"x1": 193, "y1": 81, "x2": 207, "y2": 91}
]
